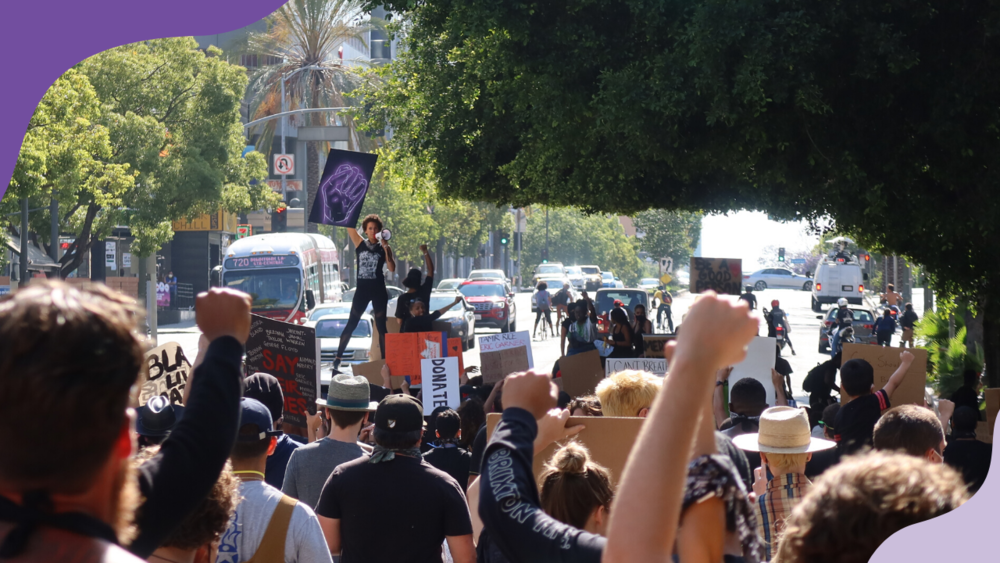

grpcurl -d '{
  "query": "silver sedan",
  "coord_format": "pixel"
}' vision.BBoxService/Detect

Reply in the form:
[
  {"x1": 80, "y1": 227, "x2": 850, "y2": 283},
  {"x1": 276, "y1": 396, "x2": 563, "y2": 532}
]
[{"x1": 743, "y1": 268, "x2": 813, "y2": 291}]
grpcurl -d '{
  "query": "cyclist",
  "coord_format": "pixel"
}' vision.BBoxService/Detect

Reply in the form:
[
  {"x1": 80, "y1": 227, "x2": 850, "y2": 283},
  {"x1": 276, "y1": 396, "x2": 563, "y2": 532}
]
[
  {"x1": 829, "y1": 297, "x2": 855, "y2": 358},
  {"x1": 552, "y1": 282, "x2": 572, "y2": 324},
  {"x1": 769, "y1": 299, "x2": 796, "y2": 355},
  {"x1": 533, "y1": 282, "x2": 555, "y2": 339},
  {"x1": 656, "y1": 286, "x2": 674, "y2": 333}
]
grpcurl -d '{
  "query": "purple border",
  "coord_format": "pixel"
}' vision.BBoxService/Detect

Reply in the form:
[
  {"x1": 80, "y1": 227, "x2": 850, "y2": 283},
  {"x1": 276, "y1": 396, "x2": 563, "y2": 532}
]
[{"x1": 1, "y1": 1, "x2": 998, "y2": 559}]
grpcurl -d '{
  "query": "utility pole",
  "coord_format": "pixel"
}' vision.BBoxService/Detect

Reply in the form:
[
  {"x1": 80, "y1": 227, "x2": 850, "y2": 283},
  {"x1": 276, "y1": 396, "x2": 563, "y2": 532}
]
[
  {"x1": 50, "y1": 193, "x2": 59, "y2": 265},
  {"x1": 545, "y1": 208, "x2": 549, "y2": 259},
  {"x1": 19, "y1": 198, "x2": 28, "y2": 287},
  {"x1": 516, "y1": 208, "x2": 523, "y2": 290}
]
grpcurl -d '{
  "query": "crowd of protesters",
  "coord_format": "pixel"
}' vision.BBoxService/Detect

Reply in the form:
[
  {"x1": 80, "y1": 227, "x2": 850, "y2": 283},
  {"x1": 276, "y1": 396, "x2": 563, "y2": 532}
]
[{"x1": 0, "y1": 279, "x2": 992, "y2": 563}]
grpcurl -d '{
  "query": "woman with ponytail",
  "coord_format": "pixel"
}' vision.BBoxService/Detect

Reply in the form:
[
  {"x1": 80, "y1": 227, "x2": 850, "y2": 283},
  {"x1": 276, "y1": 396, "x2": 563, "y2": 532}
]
[{"x1": 539, "y1": 443, "x2": 614, "y2": 535}]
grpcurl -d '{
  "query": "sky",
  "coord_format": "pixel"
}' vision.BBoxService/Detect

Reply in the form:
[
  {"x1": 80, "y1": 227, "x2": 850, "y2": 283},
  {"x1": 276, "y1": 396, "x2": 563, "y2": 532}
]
[{"x1": 697, "y1": 211, "x2": 820, "y2": 268}]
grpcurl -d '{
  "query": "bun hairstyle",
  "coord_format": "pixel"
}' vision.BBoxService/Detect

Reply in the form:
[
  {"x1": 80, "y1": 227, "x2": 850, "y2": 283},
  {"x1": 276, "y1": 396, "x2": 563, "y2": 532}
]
[{"x1": 539, "y1": 442, "x2": 614, "y2": 529}]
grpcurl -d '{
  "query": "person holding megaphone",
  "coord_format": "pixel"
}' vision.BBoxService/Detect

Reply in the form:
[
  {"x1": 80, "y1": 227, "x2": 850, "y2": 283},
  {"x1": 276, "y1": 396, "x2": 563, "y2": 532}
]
[{"x1": 334, "y1": 214, "x2": 395, "y2": 373}]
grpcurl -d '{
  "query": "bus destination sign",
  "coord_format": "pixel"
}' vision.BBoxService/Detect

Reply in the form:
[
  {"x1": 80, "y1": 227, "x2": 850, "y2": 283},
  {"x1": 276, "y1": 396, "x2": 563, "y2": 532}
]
[{"x1": 225, "y1": 255, "x2": 300, "y2": 269}]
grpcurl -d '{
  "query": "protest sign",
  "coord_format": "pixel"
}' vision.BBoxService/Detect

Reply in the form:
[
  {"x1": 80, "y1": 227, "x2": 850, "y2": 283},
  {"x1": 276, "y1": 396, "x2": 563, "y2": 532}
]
[
  {"x1": 690, "y1": 257, "x2": 743, "y2": 295},
  {"x1": 138, "y1": 342, "x2": 191, "y2": 406},
  {"x1": 422, "y1": 357, "x2": 461, "y2": 415},
  {"x1": 309, "y1": 149, "x2": 378, "y2": 227},
  {"x1": 976, "y1": 422, "x2": 994, "y2": 444},
  {"x1": 245, "y1": 314, "x2": 319, "y2": 427},
  {"x1": 641, "y1": 335, "x2": 675, "y2": 357},
  {"x1": 840, "y1": 344, "x2": 928, "y2": 407},
  {"x1": 351, "y1": 360, "x2": 390, "y2": 387},
  {"x1": 605, "y1": 357, "x2": 668, "y2": 377},
  {"x1": 986, "y1": 388, "x2": 1000, "y2": 437},
  {"x1": 479, "y1": 331, "x2": 534, "y2": 383},
  {"x1": 487, "y1": 413, "x2": 643, "y2": 486},
  {"x1": 559, "y1": 350, "x2": 605, "y2": 398},
  {"x1": 729, "y1": 336, "x2": 777, "y2": 405},
  {"x1": 385, "y1": 331, "x2": 455, "y2": 385},
  {"x1": 370, "y1": 317, "x2": 401, "y2": 362}
]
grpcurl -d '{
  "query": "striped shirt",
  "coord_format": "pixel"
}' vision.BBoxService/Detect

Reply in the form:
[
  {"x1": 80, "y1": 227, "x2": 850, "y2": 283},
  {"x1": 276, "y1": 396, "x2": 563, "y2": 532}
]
[{"x1": 755, "y1": 472, "x2": 812, "y2": 561}]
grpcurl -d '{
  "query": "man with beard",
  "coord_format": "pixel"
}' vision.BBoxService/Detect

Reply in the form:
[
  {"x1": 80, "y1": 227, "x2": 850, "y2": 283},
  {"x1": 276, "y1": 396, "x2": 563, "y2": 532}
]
[{"x1": 0, "y1": 281, "x2": 250, "y2": 562}]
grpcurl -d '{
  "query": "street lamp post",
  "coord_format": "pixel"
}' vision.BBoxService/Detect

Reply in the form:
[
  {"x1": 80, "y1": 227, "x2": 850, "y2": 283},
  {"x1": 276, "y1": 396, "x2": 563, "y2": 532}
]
[{"x1": 280, "y1": 65, "x2": 323, "y2": 203}]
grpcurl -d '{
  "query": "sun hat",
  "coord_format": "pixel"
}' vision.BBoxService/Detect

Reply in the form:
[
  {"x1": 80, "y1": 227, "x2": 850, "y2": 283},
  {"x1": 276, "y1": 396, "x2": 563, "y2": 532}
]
[
  {"x1": 732, "y1": 406, "x2": 836, "y2": 454},
  {"x1": 316, "y1": 374, "x2": 379, "y2": 412}
]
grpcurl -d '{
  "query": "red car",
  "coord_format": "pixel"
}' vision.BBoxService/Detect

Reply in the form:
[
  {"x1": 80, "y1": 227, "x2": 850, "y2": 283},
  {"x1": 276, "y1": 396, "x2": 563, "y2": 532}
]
[{"x1": 459, "y1": 281, "x2": 518, "y2": 332}]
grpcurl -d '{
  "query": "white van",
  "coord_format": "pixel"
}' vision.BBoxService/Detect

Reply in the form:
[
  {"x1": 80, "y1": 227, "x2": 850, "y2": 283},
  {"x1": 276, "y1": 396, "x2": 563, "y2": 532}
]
[{"x1": 811, "y1": 256, "x2": 866, "y2": 312}]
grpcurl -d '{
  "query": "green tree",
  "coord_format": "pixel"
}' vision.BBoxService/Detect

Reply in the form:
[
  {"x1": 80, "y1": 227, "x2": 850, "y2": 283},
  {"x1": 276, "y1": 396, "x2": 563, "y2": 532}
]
[
  {"x1": 366, "y1": 0, "x2": 1000, "y2": 383},
  {"x1": 632, "y1": 210, "x2": 702, "y2": 272},
  {"x1": 244, "y1": 0, "x2": 378, "y2": 232}
]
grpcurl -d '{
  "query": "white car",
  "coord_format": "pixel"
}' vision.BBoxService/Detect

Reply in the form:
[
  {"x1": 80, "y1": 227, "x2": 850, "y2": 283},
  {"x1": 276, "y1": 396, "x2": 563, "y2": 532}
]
[
  {"x1": 308, "y1": 313, "x2": 374, "y2": 367},
  {"x1": 307, "y1": 303, "x2": 354, "y2": 321},
  {"x1": 743, "y1": 267, "x2": 813, "y2": 291},
  {"x1": 564, "y1": 266, "x2": 586, "y2": 290},
  {"x1": 436, "y1": 278, "x2": 466, "y2": 291},
  {"x1": 468, "y1": 269, "x2": 509, "y2": 285},
  {"x1": 675, "y1": 268, "x2": 690, "y2": 287},
  {"x1": 639, "y1": 278, "x2": 660, "y2": 293}
]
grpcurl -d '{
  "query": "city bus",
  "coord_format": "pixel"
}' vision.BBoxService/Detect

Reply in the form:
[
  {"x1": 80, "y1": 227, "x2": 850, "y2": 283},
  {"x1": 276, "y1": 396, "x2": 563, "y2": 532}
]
[{"x1": 220, "y1": 233, "x2": 342, "y2": 323}]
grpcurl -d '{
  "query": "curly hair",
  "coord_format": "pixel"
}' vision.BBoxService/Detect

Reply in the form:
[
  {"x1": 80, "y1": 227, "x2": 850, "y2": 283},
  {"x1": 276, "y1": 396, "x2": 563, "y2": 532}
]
[
  {"x1": 0, "y1": 281, "x2": 146, "y2": 493},
  {"x1": 775, "y1": 451, "x2": 968, "y2": 563},
  {"x1": 361, "y1": 214, "x2": 383, "y2": 233}
]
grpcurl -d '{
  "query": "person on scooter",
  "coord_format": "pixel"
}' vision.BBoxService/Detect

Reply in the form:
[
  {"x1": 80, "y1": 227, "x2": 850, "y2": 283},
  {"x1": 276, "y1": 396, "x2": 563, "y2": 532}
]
[
  {"x1": 739, "y1": 285, "x2": 758, "y2": 310},
  {"x1": 769, "y1": 299, "x2": 796, "y2": 355},
  {"x1": 829, "y1": 297, "x2": 855, "y2": 358}
]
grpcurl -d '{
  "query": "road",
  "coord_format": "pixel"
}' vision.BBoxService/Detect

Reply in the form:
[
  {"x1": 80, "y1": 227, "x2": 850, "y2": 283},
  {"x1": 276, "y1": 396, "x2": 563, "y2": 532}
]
[{"x1": 158, "y1": 287, "x2": 928, "y2": 403}]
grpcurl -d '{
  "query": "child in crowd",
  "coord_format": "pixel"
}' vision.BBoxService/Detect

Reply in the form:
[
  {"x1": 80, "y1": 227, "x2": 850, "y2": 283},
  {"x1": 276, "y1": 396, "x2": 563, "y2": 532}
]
[{"x1": 834, "y1": 351, "x2": 914, "y2": 455}]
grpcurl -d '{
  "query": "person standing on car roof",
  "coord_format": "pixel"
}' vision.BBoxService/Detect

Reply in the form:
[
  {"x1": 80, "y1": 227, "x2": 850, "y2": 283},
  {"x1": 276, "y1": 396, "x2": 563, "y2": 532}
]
[
  {"x1": 830, "y1": 298, "x2": 855, "y2": 358},
  {"x1": 395, "y1": 244, "x2": 435, "y2": 325},
  {"x1": 769, "y1": 300, "x2": 796, "y2": 355}
]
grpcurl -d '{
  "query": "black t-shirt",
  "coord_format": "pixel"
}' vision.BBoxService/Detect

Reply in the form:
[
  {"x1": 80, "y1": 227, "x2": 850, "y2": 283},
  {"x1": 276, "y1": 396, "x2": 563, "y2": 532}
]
[
  {"x1": 423, "y1": 445, "x2": 473, "y2": 492},
  {"x1": 944, "y1": 438, "x2": 993, "y2": 492},
  {"x1": 402, "y1": 310, "x2": 442, "y2": 333},
  {"x1": 265, "y1": 434, "x2": 300, "y2": 490},
  {"x1": 316, "y1": 454, "x2": 472, "y2": 562},
  {"x1": 469, "y1": 424, "x2": 488, "y2": 477},
  {"x1": 738, "y1": 293, "x2": 757, "y2": 310},
  {"x1": 900, "y1": 310, "x2": 919, "y2": 329},
  {"x1": 834, "y1": 389, "x2": 890, "y2": 455},
  {"x1": 355, "y1": 240, "x2": 386, "y2": 286},
  {"x1": 395, "y1": 276, "x2": 435, "y2": 320},
  {"x1": 551, "y1": 289, "x2": 571, "y2": 307}
]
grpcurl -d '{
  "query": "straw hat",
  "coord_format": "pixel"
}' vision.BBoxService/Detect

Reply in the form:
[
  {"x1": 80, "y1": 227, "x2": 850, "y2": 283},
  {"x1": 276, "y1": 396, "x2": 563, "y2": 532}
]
[
  {"x1": 316, "y1": 374, "x2": 378, "y2": 412},
  {"x1": 732, "y1": 406, "x2": 835, "y2": 454}
]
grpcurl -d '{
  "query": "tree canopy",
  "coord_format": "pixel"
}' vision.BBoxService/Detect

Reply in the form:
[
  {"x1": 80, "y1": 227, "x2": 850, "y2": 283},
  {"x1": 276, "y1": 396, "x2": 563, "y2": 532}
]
[{"x1": 632, "y1": 210, "x2": 702, "y2": 273}]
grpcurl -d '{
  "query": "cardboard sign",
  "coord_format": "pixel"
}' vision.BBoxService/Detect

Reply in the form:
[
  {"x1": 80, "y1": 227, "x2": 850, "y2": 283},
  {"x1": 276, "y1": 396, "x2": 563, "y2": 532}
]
[
  {"x1": 422, "y1": 357, "x2": 461, "y2": 415},
  {"x1": 985, "y1": 388, "x2": 1000, "y2": 437},
  {"x1": 559, "y1": 350, "x2": 605, "y2": 398},
  {"x1": 138, "y1": 342, "x2": 191, "y2": 406},
  {"x1": 479, "y1": 331, "x2": 534, "y2": 383},
  {"x1": 840, "y1": 344, "x2": 928, "y2": 407},
  {"x1": 641, "y1": 335, "x2": 675, "y2": 357},
  {"x1": 370, "y1": 317, "x2": 402, "y2": 361},
  {"x1": 245, "y1": 314, "x2": 319, "y2": 427},
  {"x1": 606, "y1": 357, "x2": 668, "y2": 377},
  {"x1": 351, "y1": 360, "x2": 391, "y2": 387},
  {"x1": 976, "y1": 422, "x2": 994, "y2": 444},
  {"x1": 690, "y1": 257, "x2": 743, "y2": 295},
  {"x1": 486, "y1": 413, "x2": 643, "y2": 486},
  {"x1": 309, "y1": 149, "x2": 378, "y2": 227},
  {"x1": 385, "y1": 331, "x2": 460, "y2": 385},
  {"x1": 729, "y1": 336, "x2": 777, "y2": 405}
]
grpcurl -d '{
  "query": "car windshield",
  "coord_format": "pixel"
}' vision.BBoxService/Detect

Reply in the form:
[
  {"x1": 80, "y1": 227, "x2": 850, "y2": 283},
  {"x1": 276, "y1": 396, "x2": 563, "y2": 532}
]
[
  {"x1": 827, "y1": 309, "x2": 875, "y2": 323},
  {"x1": 460, "y1": 284, "x2": 506, "y2": 298},
  {"x1": 223, "y1": 268, "x2": 301, "y2": 311},
  {"x1": 565, "y1": 267, "x2": 582, "y2": 275},
  {"x1": 438, "y1": 280, "x2": 462, "y2": 290},
  {"x1": 537, "y1": 265, "x2": 563, "y2": 275},
  {"x1": 597, "y1": 291, "x2": 647, "y2": 314},
  {"x1": 430, "y1": 295, "x2": 463, "y2": 311},
  {"x1": 602, "y1": 272, "x2": 614, "y2": 279},
  {"x1": 315, "y1": 318, "x2": 371, "y2": 338},
  {"x1": 581, "y1": 266, "x2": 600, "y2": 275},
  {"x1": 641, "y1": 279, "x2": 658, "y2": 285},
  {"x1": 309, "y1": 304, "x2": 353, "y2": 320}
]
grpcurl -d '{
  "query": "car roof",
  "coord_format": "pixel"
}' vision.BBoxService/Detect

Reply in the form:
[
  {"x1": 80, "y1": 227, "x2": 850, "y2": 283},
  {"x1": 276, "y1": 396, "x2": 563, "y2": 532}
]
[
  {"x1": 826, "y1": 307, "x2": 874, "y2": 315},
  {"x1": 462, "y1": 280, "x2": 506, "y2": 285}
]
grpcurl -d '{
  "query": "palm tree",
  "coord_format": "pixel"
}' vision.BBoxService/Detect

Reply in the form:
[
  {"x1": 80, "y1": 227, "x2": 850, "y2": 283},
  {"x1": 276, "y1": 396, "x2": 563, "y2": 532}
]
[{"x1": 245, "y1": 0, "x2": 380, "y2": 232}]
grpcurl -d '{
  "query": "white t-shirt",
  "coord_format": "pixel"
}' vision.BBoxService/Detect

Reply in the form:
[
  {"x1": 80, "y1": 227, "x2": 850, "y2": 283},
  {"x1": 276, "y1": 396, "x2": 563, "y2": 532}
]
[{"x1": 216, "y1": 480, "x2": 333, "y2": 563}]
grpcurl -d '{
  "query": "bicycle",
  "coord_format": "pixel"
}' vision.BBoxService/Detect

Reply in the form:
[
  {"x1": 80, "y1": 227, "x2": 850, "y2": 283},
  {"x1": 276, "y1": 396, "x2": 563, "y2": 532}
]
[{"x1": 534, "y1": 309, "x2": 554, "y2": 341}]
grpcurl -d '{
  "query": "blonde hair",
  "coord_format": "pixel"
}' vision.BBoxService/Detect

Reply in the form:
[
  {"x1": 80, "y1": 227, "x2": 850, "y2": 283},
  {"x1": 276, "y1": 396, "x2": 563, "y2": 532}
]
[
  {"x1": 595, "y1": 370, "x2": 662, "y2": 417},
  {"x1": 762, "y1": 452, "x2": 810, "y2": 475},
  {"x1": 539, "y1": 443, "x2": 614, "y2": 529}
]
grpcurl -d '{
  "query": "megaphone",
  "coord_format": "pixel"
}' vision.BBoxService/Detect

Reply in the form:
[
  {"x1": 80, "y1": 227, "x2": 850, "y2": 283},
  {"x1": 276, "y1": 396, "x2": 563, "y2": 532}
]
[{"x1": 376, "y1": 229, "x2": 392, "y2": 242}]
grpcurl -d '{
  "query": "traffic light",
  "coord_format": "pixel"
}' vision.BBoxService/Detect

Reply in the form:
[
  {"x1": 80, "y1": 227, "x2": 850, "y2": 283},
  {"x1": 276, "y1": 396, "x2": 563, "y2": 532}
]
[
  {"x1": 541, "y1": 248, "x2": 549, "y2": 263},
  {"x1": 500, "y1": 232, "x2": 509, "y2": 245},
  {"x1": 778, "y1": 247, "x2": 786, "y2": 262},
  {"x1": 271, "y1": 204, "x2": 287, "y2": 232}
]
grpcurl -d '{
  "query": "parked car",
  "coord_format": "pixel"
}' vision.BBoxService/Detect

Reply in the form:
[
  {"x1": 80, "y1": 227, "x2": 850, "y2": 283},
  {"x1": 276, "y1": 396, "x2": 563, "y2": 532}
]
[
  {"x1": 594, "y1": 288, "x2": 649, "y2": 335},
  {"x1": 468, "y1": 269, "x2": 510, "y2": 285},
  {"x1": 531, "y1": 262, "x2": 565, "y2": 287},
  {"x1": 811, "y1": 258, "x2": 865, "y2": 312},
  {"x1": 579, "y1": 265, "x2": 603, "y2": 291},
  {"x1": 817, "y1": 306, "x2": 877, "y2": 353},
  {"x1": 341, "y1": 285, "x2": 405, "y2": 313},
  {"x1": 459, "y1": 280, "x2": 517, "y2": 332},
  {"x1": 307, "y1": 302, "x2": 354, "y2": 321},
  {"x1": 743, "y1": 268, "x2": 813, "y2": 291},
  {"x1": 564, "y1": 266, "x2": 587, "y2": 290},
  {"x1": 436, "y1": 278, "x2": 466, "y2": 291},
  {"x1": 639, "y1": 278, "x2": 661, "y2": 293},
  {"x1": 601, "y1": 272, "x2": 624, "y2": 288},
  {"x1": 386, "y1": 291, "x2": 478, "y2": 350},
  {"x1": 309, "y1": 313, "x2": 374, "y2": 366}
]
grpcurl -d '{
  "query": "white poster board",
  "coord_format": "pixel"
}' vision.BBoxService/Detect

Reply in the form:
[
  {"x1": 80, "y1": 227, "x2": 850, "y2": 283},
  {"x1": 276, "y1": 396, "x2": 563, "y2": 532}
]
[
  {"x1": 605, "y1": 357, "x2": 668, "y2": 377},
  {"x1": 728, "y1": 336, "x2": 777, "y2": 405},
  {"x1": 122, "y1": 253, "x2": 132, "y2": 268},
  {"x1": 139, "y1": 342, "x2": 191, "y2": 405},
  {"x1": 421, "y1": 357, "x2": 460, "y2": 415}
]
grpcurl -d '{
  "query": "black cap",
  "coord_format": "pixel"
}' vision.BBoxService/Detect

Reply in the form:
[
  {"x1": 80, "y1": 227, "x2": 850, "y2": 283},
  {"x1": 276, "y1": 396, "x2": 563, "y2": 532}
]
[
  {"x1": 237, "y1": 397, "x2": 283, "y2": 442},
  {"x1": 136, "y1": 396, "x2": 185, "y2": 438},
  {"x1": 244, "y1": 372, "x2": 284, "y2": 423},
  {"x1": 375, "y1": 394, "x2": 424, "y2": 433}
]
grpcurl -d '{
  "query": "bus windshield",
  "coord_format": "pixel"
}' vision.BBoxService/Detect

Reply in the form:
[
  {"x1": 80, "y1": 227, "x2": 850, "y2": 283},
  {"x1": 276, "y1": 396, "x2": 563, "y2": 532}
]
[{"x1": 223, "y1": 268, "x2": 302, "y2": 310}]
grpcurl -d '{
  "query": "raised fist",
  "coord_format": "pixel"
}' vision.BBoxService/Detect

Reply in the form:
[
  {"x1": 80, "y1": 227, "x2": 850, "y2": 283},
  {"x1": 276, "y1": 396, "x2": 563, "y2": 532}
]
[{"x1": 196, "y1": 288, "x2": 252, "y2": 344}]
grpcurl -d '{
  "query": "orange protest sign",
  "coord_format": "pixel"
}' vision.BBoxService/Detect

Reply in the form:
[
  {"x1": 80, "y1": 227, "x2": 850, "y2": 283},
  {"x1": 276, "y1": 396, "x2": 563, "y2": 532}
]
[{"x1": 384, "y1": 331, "x2": 449, "y2": 385}]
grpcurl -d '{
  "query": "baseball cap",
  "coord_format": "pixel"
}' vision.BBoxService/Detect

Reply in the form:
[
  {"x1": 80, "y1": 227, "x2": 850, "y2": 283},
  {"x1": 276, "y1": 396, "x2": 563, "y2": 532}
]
[
  {"x1": 374, "y1": 394, "x2": 424, "y2": 433},
  {"x1": 237, "y1": 397, "x2": 283, "y2": 442},
  {"x1": 244, "y1": 372, "x2": 284, "y2": 424}
]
